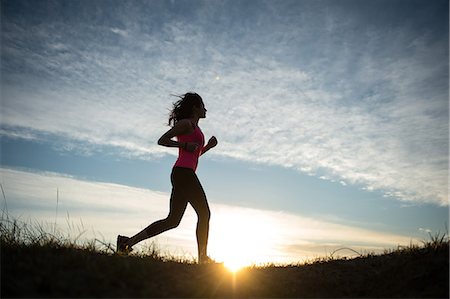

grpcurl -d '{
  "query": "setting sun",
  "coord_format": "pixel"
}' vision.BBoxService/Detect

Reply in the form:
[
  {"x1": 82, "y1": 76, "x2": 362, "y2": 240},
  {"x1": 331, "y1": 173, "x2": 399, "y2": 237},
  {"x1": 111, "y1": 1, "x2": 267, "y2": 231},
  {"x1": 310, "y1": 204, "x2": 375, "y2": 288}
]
[
  {"x1": 223, "y1": 255, "x2": 250, "y2": 273},
  {"x1": 208, "y1": 206, "x2": 280, "y2": 270},
  {"x1": 224, "y1": 263, "x2": 241, "y2": 273}
]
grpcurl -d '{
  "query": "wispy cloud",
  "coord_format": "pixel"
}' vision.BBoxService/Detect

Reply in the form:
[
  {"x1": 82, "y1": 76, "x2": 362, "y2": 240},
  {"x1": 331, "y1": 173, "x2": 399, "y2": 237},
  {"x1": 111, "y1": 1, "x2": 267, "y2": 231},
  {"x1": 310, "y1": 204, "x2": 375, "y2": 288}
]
[{"x1": 1, "y1": 0, "x2": 447, "y2": 205}]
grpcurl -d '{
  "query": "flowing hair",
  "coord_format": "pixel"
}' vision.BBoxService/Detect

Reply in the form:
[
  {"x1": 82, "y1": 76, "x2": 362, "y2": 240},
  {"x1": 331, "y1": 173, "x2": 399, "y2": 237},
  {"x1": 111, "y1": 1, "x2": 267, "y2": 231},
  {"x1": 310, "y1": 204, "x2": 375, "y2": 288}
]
[{"x1": 168, "y1": 92, "x2": 203, "y2": 127}]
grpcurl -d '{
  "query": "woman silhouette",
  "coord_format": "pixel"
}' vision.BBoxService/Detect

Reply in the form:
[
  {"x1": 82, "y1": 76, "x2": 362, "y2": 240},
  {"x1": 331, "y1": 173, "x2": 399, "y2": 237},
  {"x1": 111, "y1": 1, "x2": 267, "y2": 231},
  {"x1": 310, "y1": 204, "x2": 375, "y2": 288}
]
[{"x1": 117, "y1": 92, "x2": 217, "y2": 264}]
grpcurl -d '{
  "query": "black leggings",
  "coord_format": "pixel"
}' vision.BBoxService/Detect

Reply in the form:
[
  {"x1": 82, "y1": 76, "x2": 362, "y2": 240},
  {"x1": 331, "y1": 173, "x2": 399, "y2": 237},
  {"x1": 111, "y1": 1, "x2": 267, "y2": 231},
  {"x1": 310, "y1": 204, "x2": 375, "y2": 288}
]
[{"x1": 143, "y1": 167, "x2": 211, "y2": 257}]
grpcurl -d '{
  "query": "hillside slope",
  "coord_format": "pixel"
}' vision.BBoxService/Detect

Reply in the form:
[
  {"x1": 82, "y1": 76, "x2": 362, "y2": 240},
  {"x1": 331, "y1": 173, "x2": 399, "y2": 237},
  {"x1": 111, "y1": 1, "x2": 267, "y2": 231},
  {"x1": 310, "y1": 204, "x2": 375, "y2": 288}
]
[{"x1": 2, "y1": 240, "x2": 448, "y2": 298}]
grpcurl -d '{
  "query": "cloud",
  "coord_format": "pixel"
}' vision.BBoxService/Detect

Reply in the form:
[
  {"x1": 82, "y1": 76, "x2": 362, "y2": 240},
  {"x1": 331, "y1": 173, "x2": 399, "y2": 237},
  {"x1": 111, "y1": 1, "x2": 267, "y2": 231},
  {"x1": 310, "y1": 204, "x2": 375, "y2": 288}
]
[
  {"x1": 110, "y1": 27, "x2": 128, "y2": 38},
  {"x1": 1, "y1": 0, "x2": 448, "y2": 206},
  {"x1": 0, "y1": 167, "x2": 418, "y2": 264}
]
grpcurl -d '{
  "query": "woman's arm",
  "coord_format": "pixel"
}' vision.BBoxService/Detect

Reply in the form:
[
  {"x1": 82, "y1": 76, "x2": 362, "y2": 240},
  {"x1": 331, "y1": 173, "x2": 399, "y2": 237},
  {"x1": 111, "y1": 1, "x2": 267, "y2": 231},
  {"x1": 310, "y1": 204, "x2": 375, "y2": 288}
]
[{"x1": 158, "y1": 120, "x2": 198, "y2": 152}]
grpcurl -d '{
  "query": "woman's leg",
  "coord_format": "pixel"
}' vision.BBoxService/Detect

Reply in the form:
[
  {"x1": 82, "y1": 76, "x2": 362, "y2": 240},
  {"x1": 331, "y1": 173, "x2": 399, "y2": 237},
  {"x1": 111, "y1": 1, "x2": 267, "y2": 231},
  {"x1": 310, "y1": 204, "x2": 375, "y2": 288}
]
[
  {"x1": 126, "y1": 169, "x2": 189, "y2": 248},
  {"x1": 186, "y1": 173, "x2": 211, "y2": 262}
]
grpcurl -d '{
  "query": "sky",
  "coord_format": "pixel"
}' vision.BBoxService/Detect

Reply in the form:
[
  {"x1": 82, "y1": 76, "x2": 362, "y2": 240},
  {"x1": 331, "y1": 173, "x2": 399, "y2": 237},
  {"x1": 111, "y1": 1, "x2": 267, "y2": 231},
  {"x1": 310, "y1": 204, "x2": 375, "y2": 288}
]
[{"x1": 1, "y1": 0, "x2": 449, "y2": 266}]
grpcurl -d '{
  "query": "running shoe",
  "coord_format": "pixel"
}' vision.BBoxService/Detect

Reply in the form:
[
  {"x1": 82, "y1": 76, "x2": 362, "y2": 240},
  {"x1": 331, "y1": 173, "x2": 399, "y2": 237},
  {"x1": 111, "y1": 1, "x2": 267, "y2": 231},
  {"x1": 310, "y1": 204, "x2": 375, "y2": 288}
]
[{"x1": 116, "y1": 235, "x2": 133, "y2": 254}]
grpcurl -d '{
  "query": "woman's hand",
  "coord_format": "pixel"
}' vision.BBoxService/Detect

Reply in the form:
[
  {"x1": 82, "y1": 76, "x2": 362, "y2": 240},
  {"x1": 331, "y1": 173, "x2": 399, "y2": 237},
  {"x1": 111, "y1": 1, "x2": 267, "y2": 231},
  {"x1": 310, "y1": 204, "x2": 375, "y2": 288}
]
[
  {"x1": 200, "y1": 136, "x2": 218, "y2": 156},
  {"x1": 207, "y1": 136, "x2": 218, "y2": 148}
]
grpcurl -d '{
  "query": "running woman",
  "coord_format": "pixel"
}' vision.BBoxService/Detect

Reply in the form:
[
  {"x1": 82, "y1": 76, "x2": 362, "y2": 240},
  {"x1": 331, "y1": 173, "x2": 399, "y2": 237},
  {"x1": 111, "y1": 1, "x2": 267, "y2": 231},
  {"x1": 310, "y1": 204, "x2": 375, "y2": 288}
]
[{"x1": 117, "y1": 92, "x2": 218, "y2": 264}]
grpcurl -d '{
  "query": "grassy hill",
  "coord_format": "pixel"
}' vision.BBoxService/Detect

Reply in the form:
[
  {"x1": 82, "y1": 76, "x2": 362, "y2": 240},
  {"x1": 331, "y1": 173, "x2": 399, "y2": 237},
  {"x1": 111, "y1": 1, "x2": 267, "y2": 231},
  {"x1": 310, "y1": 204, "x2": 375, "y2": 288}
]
[{"x1": 1, "y1": 218, "x2": 448, "y2": 298}]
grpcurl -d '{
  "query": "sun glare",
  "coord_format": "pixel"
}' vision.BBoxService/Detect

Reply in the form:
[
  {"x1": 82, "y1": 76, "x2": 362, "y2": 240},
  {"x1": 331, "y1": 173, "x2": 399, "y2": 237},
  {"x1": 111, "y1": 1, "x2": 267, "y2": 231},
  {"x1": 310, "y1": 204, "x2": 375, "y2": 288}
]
[
  {"x1": 224, "y1": 258, "x2": 246, "y2": 273},
  {"x1": 209, "y1": 207, "x2": 280, "y2": 271}
]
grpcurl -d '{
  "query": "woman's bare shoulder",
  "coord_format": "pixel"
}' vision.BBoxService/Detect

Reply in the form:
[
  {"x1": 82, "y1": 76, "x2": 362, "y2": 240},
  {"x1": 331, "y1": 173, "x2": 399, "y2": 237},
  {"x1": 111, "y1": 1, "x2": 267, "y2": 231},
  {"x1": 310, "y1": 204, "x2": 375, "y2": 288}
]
[
  {"x1": 175, "y1": 119, "x2": 192, "y2": 129},
  {"x1": 172, "y1": 119, "x2": 194, "y2": 135},
  {"x1": 176, "y1": 119, "x2": 191, "y2": 126}
]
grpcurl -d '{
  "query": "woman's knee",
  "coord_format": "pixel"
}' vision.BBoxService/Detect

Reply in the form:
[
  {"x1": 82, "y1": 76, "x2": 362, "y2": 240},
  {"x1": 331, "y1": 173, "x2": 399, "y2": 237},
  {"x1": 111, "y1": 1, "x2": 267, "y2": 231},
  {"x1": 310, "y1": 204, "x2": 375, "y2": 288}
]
[
  {"x1": 190, "y1": 193, "x2": 210, "y2": 222},
  {"x1": 165, "y1": 215, "x2": 182, "y2": 229}
]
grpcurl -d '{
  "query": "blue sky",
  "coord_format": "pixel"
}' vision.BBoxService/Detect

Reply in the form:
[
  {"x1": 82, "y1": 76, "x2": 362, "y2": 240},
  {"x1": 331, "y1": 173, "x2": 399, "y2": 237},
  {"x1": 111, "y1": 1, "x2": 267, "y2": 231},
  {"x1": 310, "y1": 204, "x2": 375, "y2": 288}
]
[{"x1": 1, "y1": 0, "x2": 448, "y2": 263}]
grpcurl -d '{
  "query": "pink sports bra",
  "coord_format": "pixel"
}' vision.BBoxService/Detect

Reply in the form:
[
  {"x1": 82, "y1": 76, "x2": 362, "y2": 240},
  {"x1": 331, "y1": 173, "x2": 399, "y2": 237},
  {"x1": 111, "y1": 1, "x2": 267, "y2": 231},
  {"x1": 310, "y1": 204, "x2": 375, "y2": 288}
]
[{"x1": 174, "y1": 122, "x2": 205, "y2": 171}]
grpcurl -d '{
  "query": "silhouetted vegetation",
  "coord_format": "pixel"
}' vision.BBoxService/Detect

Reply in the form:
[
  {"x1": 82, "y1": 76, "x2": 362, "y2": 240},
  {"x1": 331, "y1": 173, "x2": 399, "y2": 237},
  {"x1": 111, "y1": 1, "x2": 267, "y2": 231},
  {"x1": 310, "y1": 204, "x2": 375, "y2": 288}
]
[{"x1": 1, "y1": 215, "x2": 448, "y2": 298}]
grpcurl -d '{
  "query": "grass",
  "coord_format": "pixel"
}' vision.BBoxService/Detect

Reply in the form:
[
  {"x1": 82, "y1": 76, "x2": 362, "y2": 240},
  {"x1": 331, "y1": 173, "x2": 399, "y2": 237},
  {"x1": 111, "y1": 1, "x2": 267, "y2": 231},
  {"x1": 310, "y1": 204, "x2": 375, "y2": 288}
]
[{"x1": 1, "y1": 214, "x2": 449, "y2": 298}]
